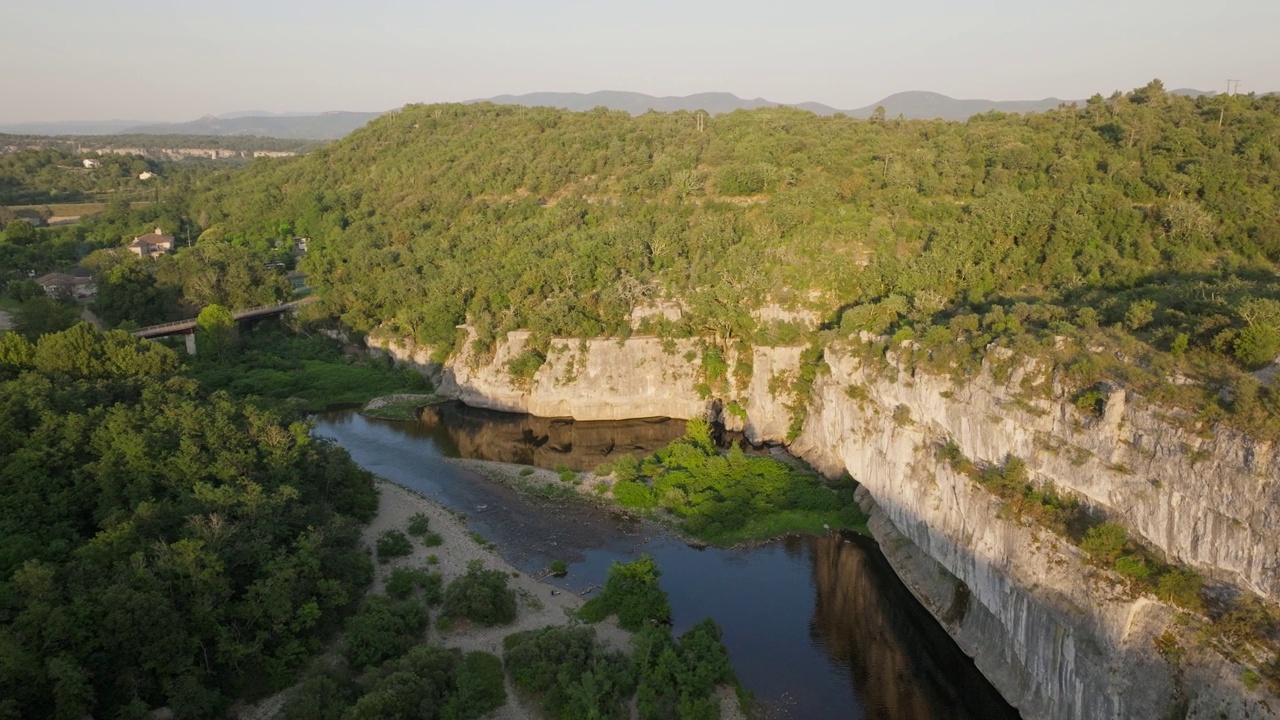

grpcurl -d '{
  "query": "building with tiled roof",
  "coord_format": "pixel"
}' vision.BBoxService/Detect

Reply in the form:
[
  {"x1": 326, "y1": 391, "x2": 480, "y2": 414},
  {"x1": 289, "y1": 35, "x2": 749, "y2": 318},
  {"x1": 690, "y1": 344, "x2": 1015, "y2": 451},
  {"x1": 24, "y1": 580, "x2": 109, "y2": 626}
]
[{"x1": 128, "y1": 228, "x2": 175, "y2": 258}]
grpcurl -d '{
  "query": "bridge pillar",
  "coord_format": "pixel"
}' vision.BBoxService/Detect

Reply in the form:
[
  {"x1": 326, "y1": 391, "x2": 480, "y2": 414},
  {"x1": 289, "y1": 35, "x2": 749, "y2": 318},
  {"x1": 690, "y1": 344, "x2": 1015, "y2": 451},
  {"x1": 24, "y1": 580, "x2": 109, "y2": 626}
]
[{"x1": 184, "y1": 332, "x2": 197, "y2": 355}]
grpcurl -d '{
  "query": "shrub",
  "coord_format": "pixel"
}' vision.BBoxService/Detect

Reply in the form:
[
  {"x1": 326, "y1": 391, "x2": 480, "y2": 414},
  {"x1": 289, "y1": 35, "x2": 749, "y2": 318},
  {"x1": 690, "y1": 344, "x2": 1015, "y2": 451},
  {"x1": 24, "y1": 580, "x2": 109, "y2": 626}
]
[
  {"x1": 1114, "y1": 555, "x2": 1153, "y2": 582},
  {"x1": 343, "y1": 596, "x2": 429, "y2": 669},
  {"x1": 424, "y1": 532, "x2": 444, "y2": 547},
  {"x1": 1074, "y1": 388, "x2": 1107, "y2": 418},
  {"x1": 279, "y1": 665, "x2": 358, "y2": 720},
  {"x1": 1081, "y1": 522, "x2": 1128, "y2": 564},
  {"x1": 1242, "y1": 669, "x2": 1261, "y2": 691},
  {"x1": 348, "y1": 645, "x2": 458, "y2": 718},
  {"x1": 579, "y1": 554, "x2": 671, "y2": 630},
  {"x1": 507, "y1": 350, "x2": 545, "y2": 385},
  {"x1": 519, "y1": 466, "x2": 535, "y2": 477},
  {"x1": 502, "y1": 625, "x2": 634, "y2": 718},
  {"x1": 407, "y1": 513, "x2": 431, "y2": 536},
  {"x1": 1156, "y1": 569, "x2": 1205, "y2": 612},
  {"x1": 549, "y1": 559, "x2": 568, "y2": 576},
  {"x1": 385, "y1": 567, "x2": 444, "y2": 604},
  {"x1": 376, "y1": 530, "x2": 413, "y2": 562},
  {"x1": 610, "y1": 453, "x2": 641, "y2": 482},
  {"x1": 442, "y1": 560, "x2": 517, "y2": 626},
  {"x1": 613, "y1": 480, "x2": 657, "y2": 508},
  {"x1": 556, "y1": 465, "x2": 577, "y2": 483},
  {"x1": 442, "y1": 652, "x2": 507, "y2": 720}
]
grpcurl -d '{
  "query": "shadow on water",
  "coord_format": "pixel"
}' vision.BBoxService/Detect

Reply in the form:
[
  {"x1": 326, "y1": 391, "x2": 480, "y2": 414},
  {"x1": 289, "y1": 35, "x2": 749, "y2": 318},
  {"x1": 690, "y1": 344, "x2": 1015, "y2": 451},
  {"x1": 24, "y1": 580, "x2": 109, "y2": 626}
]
[
  {"x1": 312, "y1": 409, "x2": 1019, "y2": 720},
  {"x1": 417, "y1": 401, "x2": 689, "y2": 471}
]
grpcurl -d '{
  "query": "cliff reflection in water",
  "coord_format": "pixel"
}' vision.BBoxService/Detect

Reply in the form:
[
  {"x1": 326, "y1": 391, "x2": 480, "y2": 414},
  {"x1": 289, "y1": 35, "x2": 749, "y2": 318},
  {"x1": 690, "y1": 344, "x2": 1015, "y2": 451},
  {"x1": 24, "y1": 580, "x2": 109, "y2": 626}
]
[
  {"x1": 811, "y1": 533, "x2": 1019, "y2": 720},
  {"x1": 417, "y1": 401, "x2": 687, "y2": 470}
]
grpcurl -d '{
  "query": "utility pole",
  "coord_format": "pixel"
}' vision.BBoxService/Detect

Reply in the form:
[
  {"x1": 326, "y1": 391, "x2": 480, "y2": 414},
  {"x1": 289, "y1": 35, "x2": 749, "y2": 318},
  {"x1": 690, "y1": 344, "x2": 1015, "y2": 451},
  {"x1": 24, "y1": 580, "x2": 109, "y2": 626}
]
[
  {"x1": 1219, "y1": 80, "x2": 1241, "y2": 128},
  {"x1": 695, "y1": 111, "x2": 705, "y2": 133}
]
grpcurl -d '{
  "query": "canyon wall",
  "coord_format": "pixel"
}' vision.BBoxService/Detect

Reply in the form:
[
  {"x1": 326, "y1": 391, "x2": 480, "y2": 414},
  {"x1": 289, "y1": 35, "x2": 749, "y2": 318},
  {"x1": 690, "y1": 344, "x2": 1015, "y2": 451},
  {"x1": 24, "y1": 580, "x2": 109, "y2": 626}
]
[{"x1": 373, "y1": 329, "x2": 1279, "y2": 719}]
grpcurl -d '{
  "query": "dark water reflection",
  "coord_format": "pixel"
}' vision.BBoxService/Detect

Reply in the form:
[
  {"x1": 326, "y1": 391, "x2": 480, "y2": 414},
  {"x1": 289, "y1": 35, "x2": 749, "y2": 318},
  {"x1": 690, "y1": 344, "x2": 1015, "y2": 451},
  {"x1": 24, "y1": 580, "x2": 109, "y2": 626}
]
[
  {"x1": 417, "y1": 401, "x2": 689, "y2": 471},
  {"x1": 312, "y1": 409, "x2": 1018, "y2": 720}
]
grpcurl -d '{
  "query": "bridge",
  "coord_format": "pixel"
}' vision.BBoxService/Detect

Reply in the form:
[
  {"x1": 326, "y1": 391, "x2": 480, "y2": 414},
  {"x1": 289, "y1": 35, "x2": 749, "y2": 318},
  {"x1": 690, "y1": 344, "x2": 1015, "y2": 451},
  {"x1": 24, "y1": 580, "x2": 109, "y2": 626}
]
[{"x1": 131, "y1": 296, "x2": 317, "y2": 352}]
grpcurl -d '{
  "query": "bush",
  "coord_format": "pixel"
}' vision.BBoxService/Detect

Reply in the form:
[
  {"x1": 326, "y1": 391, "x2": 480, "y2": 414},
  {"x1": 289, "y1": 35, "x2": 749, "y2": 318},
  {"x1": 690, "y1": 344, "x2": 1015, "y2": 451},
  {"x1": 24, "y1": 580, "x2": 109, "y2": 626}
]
[
  {"x1": 579, "y1": 555, "x2": 671, "y2": 630},
  {"x1": 442, "y1": 560, "x2": 518, "y2": 626},
  {"x1": 279, "y1": 665, "x2": 359, "y2": 720},
  {"x1": 613, "y1": 480, "x2": 657, "y2": 508},
  {"x1": 609, "y1": 454, "x2": 641, "y2": 483},
  {"x1": 376, "y1": 529, "x2": 413, "y2": 562},
  {"x1": 1156, "y1": 569, "x2": 1205, "y2": 612},
  {"x1": 442, "y1": 652, "x2": 507, "y2": 720},
  {"x1": 348, "y1": 645, "x2": 458, "y2": 719},
  {"x1": 407, "y1": 513, "x2": 431, "y2": 536},
  {"x1": 1114, "y1": 555, "x2": 1153, "y2": 582},
  {"x1": 549, "y1": 559, "x2": 568, "y2": 576},
  {"x1": 502, "y1": 625, "x2": 634, "y2": 718},
  {"x1": 424, "y1": 532, "x2": 445, "y2": 547},
  {"x1": 343, "y1": 596, "x2": 429, "y2": 669},
  {"x1": 385, "y1": 567, "x2": 444, "y2": 604},
  {"x1": 1081, "y1": 522, "x2": 1128, "y2": 564},
  {"x1": 519, "y1": 466, "x2": 535, "y2": 477}
]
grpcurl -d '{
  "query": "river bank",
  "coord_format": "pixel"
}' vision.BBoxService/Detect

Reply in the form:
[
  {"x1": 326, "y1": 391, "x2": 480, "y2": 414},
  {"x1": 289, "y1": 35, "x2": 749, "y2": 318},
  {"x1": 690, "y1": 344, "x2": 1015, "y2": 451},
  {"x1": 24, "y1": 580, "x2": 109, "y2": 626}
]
[{"x1": 238, "y1": 478, "x2": 636, "y2": 720}]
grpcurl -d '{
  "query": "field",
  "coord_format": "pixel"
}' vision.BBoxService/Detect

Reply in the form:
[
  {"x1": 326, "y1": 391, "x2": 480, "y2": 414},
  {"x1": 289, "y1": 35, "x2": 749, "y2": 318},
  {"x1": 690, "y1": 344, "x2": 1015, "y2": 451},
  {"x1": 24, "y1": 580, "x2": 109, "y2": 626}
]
[{"x1": 4, "y1": 199, "x2": 151, "y2": 222}]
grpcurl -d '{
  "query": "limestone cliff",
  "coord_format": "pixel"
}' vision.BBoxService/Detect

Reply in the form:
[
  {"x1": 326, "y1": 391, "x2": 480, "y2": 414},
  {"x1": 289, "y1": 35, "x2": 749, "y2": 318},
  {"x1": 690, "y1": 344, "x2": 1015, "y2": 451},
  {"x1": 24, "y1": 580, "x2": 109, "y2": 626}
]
[{"x1": 372, "y1": 329, "x2": 1279, "y2": 719}]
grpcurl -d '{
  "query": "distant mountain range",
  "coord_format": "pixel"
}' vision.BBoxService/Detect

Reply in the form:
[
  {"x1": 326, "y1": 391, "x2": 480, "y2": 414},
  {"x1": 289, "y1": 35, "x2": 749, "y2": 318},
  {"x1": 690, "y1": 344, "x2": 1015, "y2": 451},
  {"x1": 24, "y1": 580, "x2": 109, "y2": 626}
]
[{"x1": 0, "y1": 89, "x2": 1234, "y2": 139}]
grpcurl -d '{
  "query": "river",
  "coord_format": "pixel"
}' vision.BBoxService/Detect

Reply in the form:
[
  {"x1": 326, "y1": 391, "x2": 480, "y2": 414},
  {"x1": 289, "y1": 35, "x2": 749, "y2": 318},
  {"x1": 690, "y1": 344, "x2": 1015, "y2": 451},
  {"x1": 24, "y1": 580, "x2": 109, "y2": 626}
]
[{"x1": 313, "y1": 404, "x2": 1019, "y2": 720}]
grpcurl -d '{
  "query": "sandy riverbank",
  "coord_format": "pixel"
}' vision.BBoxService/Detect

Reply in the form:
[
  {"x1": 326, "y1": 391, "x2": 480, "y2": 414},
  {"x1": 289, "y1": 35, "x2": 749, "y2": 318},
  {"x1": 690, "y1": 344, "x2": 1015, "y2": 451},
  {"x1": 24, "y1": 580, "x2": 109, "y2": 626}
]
[
  {"x1": 365, "y1": 479, "x2": 632, "y2": 719},
  {"x1": 237, "y1": 478, "x2": 631, "y2": 720}
]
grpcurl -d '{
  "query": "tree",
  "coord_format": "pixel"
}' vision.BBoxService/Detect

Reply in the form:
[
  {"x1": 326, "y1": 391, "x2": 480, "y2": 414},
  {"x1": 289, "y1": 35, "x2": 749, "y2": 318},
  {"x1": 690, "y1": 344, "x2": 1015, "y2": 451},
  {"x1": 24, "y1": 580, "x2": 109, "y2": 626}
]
[
  {"x1": 195, "y1": 303, "x2": 238, "y2": 359},
  {"x1": 3, "y1": 219, "x2": 38, "y2": 245},
  {"x1": 13, "y1": 297, "x2": 81, "y2": 340},
  {"x1": 441, "y1": 560, "x2": 517, "y2": 626},
  {"x1": 92, "y1": 260, "x2": 171, "y2": 327}
]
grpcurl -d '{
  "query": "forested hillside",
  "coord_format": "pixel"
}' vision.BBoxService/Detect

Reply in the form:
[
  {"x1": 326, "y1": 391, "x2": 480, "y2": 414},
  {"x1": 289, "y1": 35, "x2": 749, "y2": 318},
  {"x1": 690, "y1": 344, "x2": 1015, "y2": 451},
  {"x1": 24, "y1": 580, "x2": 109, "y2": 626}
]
[
  {"x1": 192, "y1": 81, "x2": 1280, "y2": 429},
  {"x1": 0, "y1": 326, "x2": 378, "y2": 718}
]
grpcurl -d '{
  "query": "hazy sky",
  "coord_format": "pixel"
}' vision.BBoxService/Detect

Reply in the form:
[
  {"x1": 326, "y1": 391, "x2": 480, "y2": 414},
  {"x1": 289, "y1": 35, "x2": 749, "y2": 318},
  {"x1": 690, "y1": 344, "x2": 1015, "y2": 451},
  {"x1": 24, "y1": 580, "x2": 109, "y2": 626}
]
[{"x1": 2, "y1": 0, "x2": 1277, "y2": 122}]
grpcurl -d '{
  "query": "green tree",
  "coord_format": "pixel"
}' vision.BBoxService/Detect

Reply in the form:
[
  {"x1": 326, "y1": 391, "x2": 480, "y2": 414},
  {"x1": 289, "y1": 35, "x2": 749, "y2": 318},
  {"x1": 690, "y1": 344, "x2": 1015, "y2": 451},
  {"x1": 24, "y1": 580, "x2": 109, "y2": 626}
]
[
  {"x1": 92, "y1": 259, "x2": 172, "y2": 327},
  {"x1": 13, "y1": 298, "x2": 81, "y2": 340},
  {"x1": 441, "y1": 560, "x2": 517, "y2": 626},
  {"x1": 195, "y1": 303, "x2": 238, "y2": 359}
]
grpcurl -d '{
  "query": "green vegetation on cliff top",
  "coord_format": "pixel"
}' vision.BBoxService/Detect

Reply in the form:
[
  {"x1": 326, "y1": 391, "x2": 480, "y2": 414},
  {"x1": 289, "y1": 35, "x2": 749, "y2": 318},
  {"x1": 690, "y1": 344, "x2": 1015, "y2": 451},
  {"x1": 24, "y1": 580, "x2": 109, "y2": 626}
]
[{"x1": 181, "y1": 83, "x2": 1280, "y2": 435}]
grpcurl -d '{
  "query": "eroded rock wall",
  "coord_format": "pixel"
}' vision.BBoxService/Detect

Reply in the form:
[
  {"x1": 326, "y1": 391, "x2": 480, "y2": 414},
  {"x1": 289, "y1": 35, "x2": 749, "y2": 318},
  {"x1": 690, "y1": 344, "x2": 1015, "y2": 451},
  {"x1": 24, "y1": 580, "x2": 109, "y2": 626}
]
[{"x1": 378, "y1": 329, "x2": 1278, "y2": 719}]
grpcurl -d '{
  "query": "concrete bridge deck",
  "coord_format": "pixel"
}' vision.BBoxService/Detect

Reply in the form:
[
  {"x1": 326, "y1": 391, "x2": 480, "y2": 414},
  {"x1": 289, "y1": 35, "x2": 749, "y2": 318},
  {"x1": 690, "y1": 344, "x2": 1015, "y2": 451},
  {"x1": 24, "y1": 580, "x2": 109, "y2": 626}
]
[{"x1": 131, "y1": 296, "x2": 317, "y2": 339}]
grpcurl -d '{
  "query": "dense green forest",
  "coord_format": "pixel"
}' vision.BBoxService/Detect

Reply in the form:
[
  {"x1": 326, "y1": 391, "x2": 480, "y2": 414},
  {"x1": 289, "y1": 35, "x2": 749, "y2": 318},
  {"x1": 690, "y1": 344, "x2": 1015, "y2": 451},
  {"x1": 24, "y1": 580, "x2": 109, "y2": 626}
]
[
  {"x1": 186, "y1": 82, "x2": 1280, "y2": 432},
  {"x1": 0, "y1": 325, "x2": 379, "y2": 719}
]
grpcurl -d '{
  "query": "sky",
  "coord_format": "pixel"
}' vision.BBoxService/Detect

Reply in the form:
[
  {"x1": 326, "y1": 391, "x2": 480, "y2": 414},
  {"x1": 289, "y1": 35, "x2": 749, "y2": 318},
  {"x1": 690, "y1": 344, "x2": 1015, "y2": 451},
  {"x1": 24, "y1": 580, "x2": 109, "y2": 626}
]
[{"x1": 2, "y1": 0, "x2": 1278, "y2": 123}]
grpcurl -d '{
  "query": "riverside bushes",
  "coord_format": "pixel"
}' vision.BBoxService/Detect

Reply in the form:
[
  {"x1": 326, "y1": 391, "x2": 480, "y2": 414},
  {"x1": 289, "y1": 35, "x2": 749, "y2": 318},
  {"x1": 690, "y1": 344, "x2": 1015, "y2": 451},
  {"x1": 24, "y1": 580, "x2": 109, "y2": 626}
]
[
  {"x1": 506, "y1": 557, "x2": 741, "y2": 719},
  {"x1": 608, "y1": 420, "x2": 866, "y2": 544},
  {"x1": 441, "y1": 560, "x2": 518, "y2": 626}
]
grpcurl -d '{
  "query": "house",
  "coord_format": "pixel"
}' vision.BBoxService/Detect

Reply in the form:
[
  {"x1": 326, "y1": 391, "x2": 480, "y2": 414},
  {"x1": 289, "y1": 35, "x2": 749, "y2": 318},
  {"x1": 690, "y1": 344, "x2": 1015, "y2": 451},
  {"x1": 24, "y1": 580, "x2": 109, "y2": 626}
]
[
  {"x1": 128, "y1": 228, "x2": 175, "y2": 258},
  {"x1": 82, "y1": 158, "x2": 100, "y2": 169},
  {"x1": 138, "y1": 171, "x2": 156, "y2": 180},
  {"x1": 293, "y1": 236, "x2": 309, "y2": 254},
  {"x1": 35, "y1": 272, "x2": 96, "y2": 299}
]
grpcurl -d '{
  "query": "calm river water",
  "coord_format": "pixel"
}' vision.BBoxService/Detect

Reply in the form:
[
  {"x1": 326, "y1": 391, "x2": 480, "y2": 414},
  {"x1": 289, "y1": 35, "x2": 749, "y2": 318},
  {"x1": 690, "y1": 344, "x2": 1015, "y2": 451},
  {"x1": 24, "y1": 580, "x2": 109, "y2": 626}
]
[{"x1": 313, "y1": 404, "x2": 1019, "y2": 720}]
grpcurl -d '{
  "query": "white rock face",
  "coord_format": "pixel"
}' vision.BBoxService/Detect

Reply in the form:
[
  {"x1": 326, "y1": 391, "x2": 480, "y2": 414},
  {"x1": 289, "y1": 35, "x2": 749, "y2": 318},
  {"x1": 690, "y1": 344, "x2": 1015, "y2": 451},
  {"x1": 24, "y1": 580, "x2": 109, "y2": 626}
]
[
  {"x1": 793, "y1": 346, "x2": 1279, "y2": 720},
  {"x1": 375, "y1": 330, "x2": 1279, "y2": 719},
  {"x1": 438, "y1": 330, "x2": 711, "y2": 421}
]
